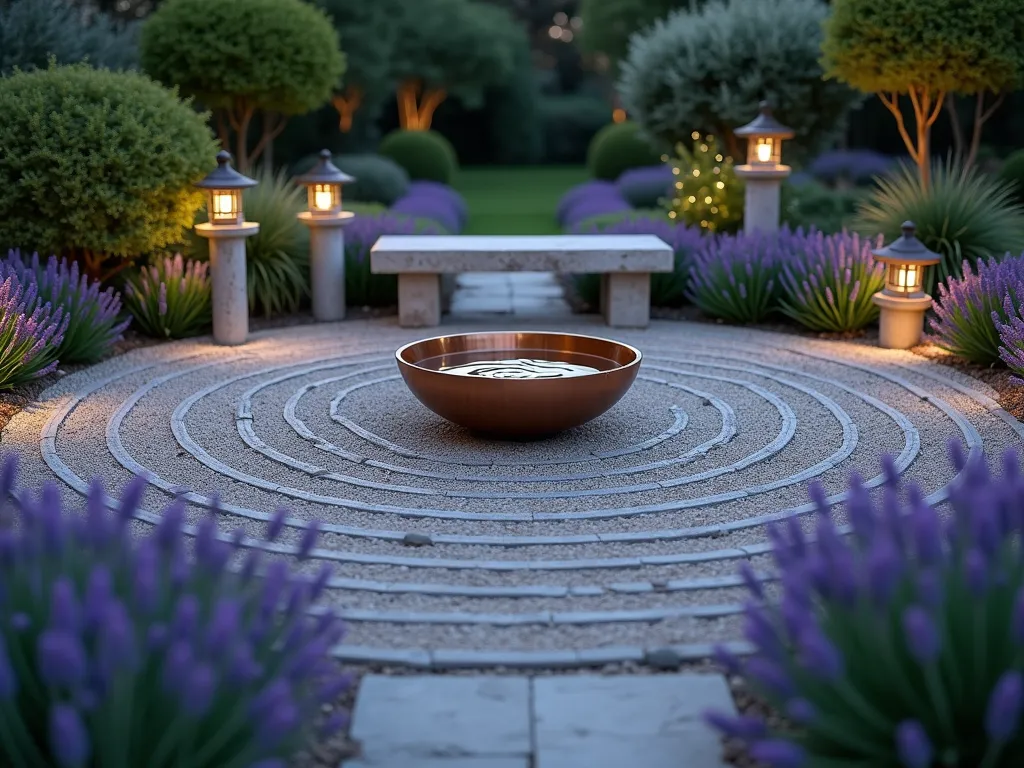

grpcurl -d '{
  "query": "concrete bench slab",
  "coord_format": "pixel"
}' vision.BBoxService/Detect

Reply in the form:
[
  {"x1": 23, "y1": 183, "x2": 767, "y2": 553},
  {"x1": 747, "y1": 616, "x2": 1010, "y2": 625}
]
[{"x1": 370, "y1": 235, "x2": 674, "y2": 329}]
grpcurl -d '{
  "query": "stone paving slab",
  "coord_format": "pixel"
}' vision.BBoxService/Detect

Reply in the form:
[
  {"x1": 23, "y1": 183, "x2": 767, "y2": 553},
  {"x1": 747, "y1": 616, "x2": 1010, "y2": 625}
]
[{"x1": 343, "y1": 673, "x2": 734, "y2": 768}]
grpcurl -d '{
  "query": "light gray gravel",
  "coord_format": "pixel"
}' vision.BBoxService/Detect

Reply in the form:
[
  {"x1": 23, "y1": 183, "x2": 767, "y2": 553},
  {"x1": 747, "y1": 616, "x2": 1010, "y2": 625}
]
[{"x1": 3, "y1": 317, "x2": 1022, "y2": 669}]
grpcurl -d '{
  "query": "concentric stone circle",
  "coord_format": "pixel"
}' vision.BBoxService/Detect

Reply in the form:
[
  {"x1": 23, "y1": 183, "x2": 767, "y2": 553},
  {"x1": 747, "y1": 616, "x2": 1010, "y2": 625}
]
[{"x1": 5, "y1": 317, "x2": 1022, "y2": 669}]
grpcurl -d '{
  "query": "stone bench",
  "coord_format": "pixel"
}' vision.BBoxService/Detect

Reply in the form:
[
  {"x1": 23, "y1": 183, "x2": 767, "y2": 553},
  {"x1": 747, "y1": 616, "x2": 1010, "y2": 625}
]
[{"x1": 370, "y1": 234, "x2": 674, "y2": 328}]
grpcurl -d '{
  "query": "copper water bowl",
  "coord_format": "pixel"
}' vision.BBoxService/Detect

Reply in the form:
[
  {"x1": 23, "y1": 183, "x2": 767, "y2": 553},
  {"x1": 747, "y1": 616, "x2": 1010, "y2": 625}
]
[{"x1": 395, "y1": 331, "x2": 642, "y2": 438}]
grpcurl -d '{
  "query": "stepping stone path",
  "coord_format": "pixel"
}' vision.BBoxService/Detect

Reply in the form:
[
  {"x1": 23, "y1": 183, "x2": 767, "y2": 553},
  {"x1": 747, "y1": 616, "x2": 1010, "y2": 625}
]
[
  {"x1": 4, "y1": 314, "x2": 1022, "y2": 669},
  {"x1": 345, "y1": 673, "x2": 735, "y2": 767}
]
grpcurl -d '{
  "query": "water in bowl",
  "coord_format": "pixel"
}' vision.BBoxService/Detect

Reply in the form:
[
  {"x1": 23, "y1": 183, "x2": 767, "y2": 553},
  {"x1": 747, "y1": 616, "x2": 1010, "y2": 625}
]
[{"x1": 416, "y1": 349, "x2": 620, "y2": 379}]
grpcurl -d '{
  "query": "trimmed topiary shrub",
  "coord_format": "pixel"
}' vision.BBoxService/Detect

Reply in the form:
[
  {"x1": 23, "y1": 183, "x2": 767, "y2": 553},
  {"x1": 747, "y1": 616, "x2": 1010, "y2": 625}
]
[
  {"x1": 930, "y1": 255, "x2": 1024, "y2": 365},
  {"x1": 123, "y1": 254, "x2": 212, "y2": 339},
  {"x1": 0, "y1": 453, "x2": 351, "y2": 767},
  {"x1": 0, "y1": 63, "x2": 217, "y2": 281},
  {"x1": 778, "y1": 230, "x2": 886, "y2": 333},
  {"x1": 378, "y1": 129, "x2": 458, "y2": 184},
  {"x1": 854, "y1": 158, "x2": 1024, "y2": 293},
  {"x1": 999, "y1": 149, "x2": 1024, "y2": 204},
  {"x1": 708, "y1": 443, "x2": 1024, "y2": 768},
  {"x1": 587, "y1": 121, "x2": 664, "y2": 181},
  {"x1": 616, "y1": 165, "x2": 674, "y2": 209},
  {"x1": 619, "y1": 0, "x2": 861, "y2": 161},
  {"x1": 1, "y1": 251, "x2": 129, "y2": 364},
  {"x1": 140, "y1": 0, "x2": 344, "y2": 172}
]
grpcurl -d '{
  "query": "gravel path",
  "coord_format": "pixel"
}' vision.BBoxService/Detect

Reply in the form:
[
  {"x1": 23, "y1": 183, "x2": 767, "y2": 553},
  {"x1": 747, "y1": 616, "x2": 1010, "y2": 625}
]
[{"x1": 3, "y1": 316, "x2": 1021, "y2": 670}]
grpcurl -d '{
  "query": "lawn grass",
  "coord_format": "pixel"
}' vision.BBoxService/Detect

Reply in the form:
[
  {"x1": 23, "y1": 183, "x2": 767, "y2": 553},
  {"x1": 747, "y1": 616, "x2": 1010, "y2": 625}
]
[{"x1": 453, "y1": 166, "x2": 588, "y2": 235}]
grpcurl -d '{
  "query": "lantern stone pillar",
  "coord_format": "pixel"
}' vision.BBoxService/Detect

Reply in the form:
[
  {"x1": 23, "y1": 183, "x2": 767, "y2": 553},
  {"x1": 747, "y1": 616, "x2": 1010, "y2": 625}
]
[
  {"x1": 734, "y1": 102, "x2": 795, "y2": 235},
  {"x1": 299, "y1": 211, "x2": 354, "y2": 321},
  {"x1": 195, "y1": 222, "x2": 259, "y2": 345},
  {"x1": 870, "y1": 221, "x2": 942, "y2": 350}
]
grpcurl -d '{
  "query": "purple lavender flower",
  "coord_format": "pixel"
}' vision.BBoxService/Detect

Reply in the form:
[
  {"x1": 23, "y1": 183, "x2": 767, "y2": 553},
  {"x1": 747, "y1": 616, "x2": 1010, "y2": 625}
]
[
  {"x1": 0, "y1": 273, "x2": 68, "y2": 389},
  {"x1": 37, "y1": 630, "x2": 88, "y2": 689},
  {"x1": 902, "y1": 606, "x2": 940, "y2": 664},
  {"x1": 390, "y1": 191, "x2": 463, "y2": 234},
  {"x1": 809, "y1": 149, "x2": 894, "y2": 185},
  {"x1": 749, "y1": 739, "x2": 806, "y2": 767},
  {"x1": 345, "y1": 212, "x2": 444, "y2": 307},
  {"x1": 996, "y1": 291, "x2": 1024, "y2": 382},
  {"x1": 555, "y1": 180, "x2": 620, "y2": 225},
  {"x1": 615, "y1": 165, "x2": 674, "y2": 208},
  {"x1": 895, "y1": 720, "x2": 933, "y2": 768},
  {"x1": 2, "y1": 250, "x2": 128, "y2": 365},
  {"x1": 122, "y1": 254, "x2": 211, "y2": 340},
  {"x1": 932, "y1": 254, "x2": 1024, "y2": 365},
  {"x1": 703, "y1": 711, "x2": 767, "y2": 739},
  {"x1": 50, "y1": 703, "x2": 90, "y2": 767},
  {"x1": 561, "y1": 195, "x2": 633, "y2": 229},
  {"x1": 688, "y1": 230, "x2": 784, "y2": 323},
  {"x1": 985, "y1": 671, "x2": 1023, "y2": 742}
]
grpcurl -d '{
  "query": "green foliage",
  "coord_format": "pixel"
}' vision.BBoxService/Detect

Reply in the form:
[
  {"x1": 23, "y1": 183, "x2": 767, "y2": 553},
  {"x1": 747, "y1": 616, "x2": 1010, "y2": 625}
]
[
  {"x1": 782, "y1": 180, "x2": 869, "y2": 236},
  {"x1": 347, "y1": 202, "x2": 388, "y2": 216},
  {"x1": 574, "y1": 209, "x2": 671, "y2": 231},
  {"x1": 854, "y1": 159, "x2": 1024, "y2": 292},
  {"x1": 619, "y1": 0, "x2": 861, "y2": 159},
  {"x1": 0, "y1": 0, "x2": 139, "y2": 74},
  {"x1": 999, "y1": 149, "x2": 1024, "y2": 204},
  {"x1": 578, "y1": 0, "x2": 694, "y2": 71},
  {"x1": 0, "y1": 63, "x2": 217, "y2": 271},
  {"x1": 378, "y1": 130, "x2": 458, "y2": 184},
  {"x1": 665, "y1": 135, "x2": 744, "y2": 233},
  {"x1": 297, "y1": 154, "x2": 410, "y2": 207},
  {"x1": 822, "y1": 0, "x2": 1024, "y2": 99},
  {"x1": 539, "y1": 94, "x2": 612, "y2": 164},
  {"x1": 123, "y1": 254, "x2": 212, "y2": 339},
  {"x1": 315, "y1": 0, "x2": 401, "y2": 110},
  {"x1": 140, "y1": 0, "x2": 344, "y2": 117},
  {"x1": 586, "y1": 121, "x2": 663, "y2": 181},
  {"x1": 390, "y1": 0, "x2": 516, "y2": 111}
]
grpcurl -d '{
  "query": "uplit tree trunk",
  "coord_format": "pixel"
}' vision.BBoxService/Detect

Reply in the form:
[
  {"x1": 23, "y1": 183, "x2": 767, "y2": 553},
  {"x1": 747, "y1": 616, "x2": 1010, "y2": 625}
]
[
  {"x1": 944, "y1": 92, "x2": 1005, "y2": 170},
  {"x1": 878, "y1": 87, "x2": 945, "y2": 187},
  {"x1": 332, "y1": 86, "x2": 363, "y2": 132},
  {"x1": 396, "y1": 80, "x2": 447, "y2": 131},
  {"x1": 220, "y1": 99, "x2": 287, "y2": 172}
]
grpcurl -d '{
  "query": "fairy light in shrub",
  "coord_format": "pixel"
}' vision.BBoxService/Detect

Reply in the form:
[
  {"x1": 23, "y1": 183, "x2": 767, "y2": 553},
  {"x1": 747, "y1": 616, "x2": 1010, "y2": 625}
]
[
  {"x1": 734, "y1": 102, "x2": 794, "y2": 234},
  {"x1": 665, "y1": 134, "x2": 741, "y2": 232},
  {"x1": 870, "y1": 221, "x2": 941, "y2": 349}
]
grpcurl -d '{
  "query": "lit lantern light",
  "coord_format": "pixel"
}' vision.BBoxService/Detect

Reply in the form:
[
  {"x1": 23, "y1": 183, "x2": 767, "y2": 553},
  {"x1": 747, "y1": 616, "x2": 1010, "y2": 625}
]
[
  {"x1": 734, "y1": 102, "x2": 794, "y2": 169},
  {"x1": 870, "y1": 221, "x2": 942, "y2": 349},
  {"x1": 194, "y1": 150, "x2": 257, "y2": 226},
  {"x1": 295, "y1": 149, "x2": 353, "y2": 217}
]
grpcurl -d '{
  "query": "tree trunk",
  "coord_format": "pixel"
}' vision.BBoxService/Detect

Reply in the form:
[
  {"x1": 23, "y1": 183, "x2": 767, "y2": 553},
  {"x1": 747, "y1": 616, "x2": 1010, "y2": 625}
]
[
  {"x1": 945, "y1": 94, "x2": 966, "y2": 165},
  {"x1": 396, "y1": 80, "x2": 447, "y2": 131},
  {"x1": 228, "y1": 99, "x2": 256, "y2": 173},
  {"x1": 332, "y1": 87, "x2": 363, "y2": 132},
  {"x1": 879, "y1": 87, "x2": 944, "y2": 188}
]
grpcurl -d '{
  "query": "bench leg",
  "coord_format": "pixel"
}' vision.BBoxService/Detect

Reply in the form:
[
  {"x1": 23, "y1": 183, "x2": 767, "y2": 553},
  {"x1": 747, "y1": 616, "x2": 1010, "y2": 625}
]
[
  {"x1": 602, "y1": 273, "x2": 651, "y2": 328},
  {"x1": 398, "y1": 273, "x2": 441, "y2": 327}
]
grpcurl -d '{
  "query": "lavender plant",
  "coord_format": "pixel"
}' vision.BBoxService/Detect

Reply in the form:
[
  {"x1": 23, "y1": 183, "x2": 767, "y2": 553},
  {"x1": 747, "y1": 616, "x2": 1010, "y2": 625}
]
[
  {"x1": 0, "y1": 453, "x2": 351, "y2": 767},
  {"x1": 405, "y1": 181, "x2": 468, "y2": 228},
  {"x1": 122, "y1": 254, "x2": 212, "y2": 339},
  {"x1": 616, "y1": 165, "x2": 674, "y2": 209},
  {"x1": 555, "y1": 180, "x2": 624, "y2": 227},
  {"x1": 688, "y1": 232, "x2": 782, "y2": 323},
  {"x1": 2, "y1": 250, "x2": 128, "y2": 364},
  {"x1": 0, "y1": 274, "x2": 67, "y2": 390},
  {"x1": 778, "y1": 230, "x2": 885, "y2": 333},
  {"x1": 708, "y1": 444, "x2": 1024, "y2": 768},
  {"x1": 996, "y1": 294, "x2": 1024, "y2": 382},
  {"x1": 930, "y1": 255, "x2": 1024, "y2": 365},
  {"x1": 389, "y1": 193, "x2": 460, "y2": 234},
  {"x1": 346, "y1": 213, "x2": 443, "y2": 307}
]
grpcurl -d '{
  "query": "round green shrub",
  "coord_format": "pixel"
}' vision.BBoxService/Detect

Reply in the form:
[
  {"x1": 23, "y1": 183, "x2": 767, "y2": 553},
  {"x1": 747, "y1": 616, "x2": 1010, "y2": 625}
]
[
  {"x1": 999, "y1": 149, "x2": 1024, "y2": 204},
  {"x1": 0, "y1": 63, "x2": 217, "y2": 275},
  {"x1": 378, "y1": 130, "x2": 458, "y2": 184},
  {"x1": 587, "y1": 121, "x2": 663, "y2": 180},
  {"x1": 292, "y1": 153, "x2": 410, "y2": 206}
]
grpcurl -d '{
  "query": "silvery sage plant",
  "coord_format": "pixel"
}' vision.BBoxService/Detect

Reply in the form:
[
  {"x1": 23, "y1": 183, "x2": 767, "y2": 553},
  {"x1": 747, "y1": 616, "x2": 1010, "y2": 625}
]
[
  {"x1": 0, "y1": 454, "x2": 350, "y2": 768},
  {"x1": 707, "y1": 443, "x2": 1024, "y2": 768}
]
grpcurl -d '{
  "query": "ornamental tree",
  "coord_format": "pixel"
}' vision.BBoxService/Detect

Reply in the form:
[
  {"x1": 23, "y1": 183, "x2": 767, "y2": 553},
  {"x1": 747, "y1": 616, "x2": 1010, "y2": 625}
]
[
  {"x1": 390, "y1": 0, "x2": 517, "y2": 131},
  {"x1": 140, "y1": 0, "x2": 345, "y2": 171},
  {"x1": 577, "y1": 0, "x2": 693, "y2": 72},
  {"x1": 316, "y1": 0, "x2": 402, "y2": 132},
  {"x1": 822, "y1": 0, "x2": 1024, "y2": 186},
  {"x1": 618, "y1": 0, "x2": 861, "y2": 161}
]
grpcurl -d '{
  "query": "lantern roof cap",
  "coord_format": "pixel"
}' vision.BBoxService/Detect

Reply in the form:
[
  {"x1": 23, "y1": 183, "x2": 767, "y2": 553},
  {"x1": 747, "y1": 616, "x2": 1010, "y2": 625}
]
[
  {"x1": 295, "y1": 149, "x2": 355, "y2": 186},
  {"x1": 734, "y1": 101, "x2": 795, "y2": 139},
  {"x1": 871, "y1": 221, "x2": 942, "y2": 265},
  {"x1": 195, "y1": 151, "x2": 258, "y2": 190}
]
